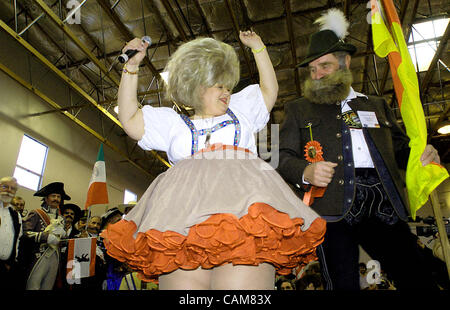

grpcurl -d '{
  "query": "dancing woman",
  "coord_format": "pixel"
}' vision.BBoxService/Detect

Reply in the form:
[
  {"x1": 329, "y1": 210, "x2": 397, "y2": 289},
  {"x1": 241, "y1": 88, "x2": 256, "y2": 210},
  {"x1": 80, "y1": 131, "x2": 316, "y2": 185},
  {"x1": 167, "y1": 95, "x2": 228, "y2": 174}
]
[{"x1": 102, "y1": 31, "x2": 326, "y2": 290}]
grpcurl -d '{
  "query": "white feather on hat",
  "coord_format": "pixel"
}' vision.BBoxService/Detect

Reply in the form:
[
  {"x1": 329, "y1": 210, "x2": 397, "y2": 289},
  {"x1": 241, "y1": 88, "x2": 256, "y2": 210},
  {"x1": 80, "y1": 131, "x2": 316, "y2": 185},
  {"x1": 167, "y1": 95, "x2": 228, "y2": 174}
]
[{"x1": 314, "y1": 8, "x2": 350, "y2": 40}]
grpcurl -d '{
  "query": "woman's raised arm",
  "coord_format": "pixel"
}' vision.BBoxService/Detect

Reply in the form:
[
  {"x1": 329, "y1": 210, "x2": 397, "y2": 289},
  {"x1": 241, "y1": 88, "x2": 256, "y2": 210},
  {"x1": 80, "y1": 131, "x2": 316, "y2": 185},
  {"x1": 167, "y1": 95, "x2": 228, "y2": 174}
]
[
  {"x1": 117, "y1": 38, "x2": 149, "y2": 140},
  {"x1": 239, "y1": 30, "x2": 278, "y2": 112}
]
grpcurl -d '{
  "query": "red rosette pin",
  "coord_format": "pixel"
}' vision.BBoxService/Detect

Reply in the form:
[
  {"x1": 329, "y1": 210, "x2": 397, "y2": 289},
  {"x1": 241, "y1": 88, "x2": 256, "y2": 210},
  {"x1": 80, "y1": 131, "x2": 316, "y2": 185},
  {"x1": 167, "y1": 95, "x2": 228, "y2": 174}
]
[
  {"x1": 303, "y1": 125, "x2": 326, "y2": 206},
  {"x1": 304, "y1": 140, "x2": 324, "y2": 163}
]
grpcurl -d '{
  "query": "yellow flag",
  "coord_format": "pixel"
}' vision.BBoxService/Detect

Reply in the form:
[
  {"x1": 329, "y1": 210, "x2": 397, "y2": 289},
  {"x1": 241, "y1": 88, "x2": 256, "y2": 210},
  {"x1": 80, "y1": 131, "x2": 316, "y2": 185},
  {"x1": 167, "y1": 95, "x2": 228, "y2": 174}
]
[{"x1": 370, "y1": 0, "x2": 448, "y2": 219}]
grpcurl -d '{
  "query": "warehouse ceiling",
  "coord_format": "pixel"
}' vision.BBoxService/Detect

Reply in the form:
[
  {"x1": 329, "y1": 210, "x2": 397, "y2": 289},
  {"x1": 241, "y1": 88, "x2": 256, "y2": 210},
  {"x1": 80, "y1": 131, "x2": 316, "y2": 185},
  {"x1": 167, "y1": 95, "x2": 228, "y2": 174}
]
[{"x1": 0, "y1": 0, "x2": 449, "y2": 180}]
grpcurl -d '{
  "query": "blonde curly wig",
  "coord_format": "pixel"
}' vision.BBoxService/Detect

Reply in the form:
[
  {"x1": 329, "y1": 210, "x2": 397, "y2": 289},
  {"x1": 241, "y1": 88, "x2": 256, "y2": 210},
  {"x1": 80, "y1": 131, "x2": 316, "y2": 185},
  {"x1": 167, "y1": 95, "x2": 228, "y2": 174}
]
[{"x1": 163, "y1": 37, "x2": 240, "y2": 113}]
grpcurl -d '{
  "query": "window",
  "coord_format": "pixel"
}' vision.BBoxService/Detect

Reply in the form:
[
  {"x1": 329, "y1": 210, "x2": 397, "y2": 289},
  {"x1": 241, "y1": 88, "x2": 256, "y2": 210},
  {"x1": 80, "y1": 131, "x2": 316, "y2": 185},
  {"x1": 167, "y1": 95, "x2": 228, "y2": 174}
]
[
  {"x1": 124, "y1": 189, "x2": 137, "y2": 204},
  {"x1": 13, "y1": 135, "x2": 48, "y2": 191},
  {"x1": 408, "y1": 18, "x2": 449, "y2": 72}
]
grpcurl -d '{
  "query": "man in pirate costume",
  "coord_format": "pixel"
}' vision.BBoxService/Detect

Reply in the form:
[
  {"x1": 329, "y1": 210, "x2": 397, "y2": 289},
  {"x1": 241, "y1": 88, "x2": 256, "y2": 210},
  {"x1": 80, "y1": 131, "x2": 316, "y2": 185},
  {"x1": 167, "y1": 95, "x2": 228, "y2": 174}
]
[
  {"x1": 278, "y1": 9, "x2": 441, "y2": 290},
  {"x1": 19, "y1": 182, "x2": 71, "y2": 290}
]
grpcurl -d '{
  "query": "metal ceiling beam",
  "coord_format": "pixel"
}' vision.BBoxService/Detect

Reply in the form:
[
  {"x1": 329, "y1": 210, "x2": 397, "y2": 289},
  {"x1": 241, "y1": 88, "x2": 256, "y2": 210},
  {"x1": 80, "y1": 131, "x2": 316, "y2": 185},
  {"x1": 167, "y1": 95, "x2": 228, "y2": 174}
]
[
  {"x1": 98, "y1": 89, "x2": 161, "y2": 105},
  {"x1": 224, "y1": 0, "x2": 255, "y2": 82},
  {"x1": 284, "y1": 0, "x2": 301, "y2": 96},
  {"x1": 33, "y1": 0, "x2": 120, "y2": 88},
  {"x1": 96, "y1": 0, "x2": 161, "y2": 78},
  {"x1": 398, "y1": 0, "x2": 410, "y2": 27},
  {"x1": 193, "y1": 0, "x2": 212, "y2": 36},
  {"x1": 58, "y1": 0, "x2": 174, "y2": 72},
  {"x1": 343, "y1": 0, "x2": 351, "y2": 18},
  {"x1": 9, "y1": 0, "x2": 58, "y2": 30},
  {"x1": 147, "y1": 0, "x2": 176, "y2": 43},
  {"x1": 17, "y1": 12, "x2": 44, "y2": 36},
  {"x1": 57, "y1": 50, "x2": 124, "y2": 71},
  {"x1": 421, "y1": 22, "x2": 450, "y2": 94},
  {"x1": 15, "y1": 1, "x2": 110, "y2": 103},
  {"x1": 0, "y1": 18, "x2": 121, "y2": 126},
  {"x1": 427, "y1": 25, "x2": 450, "y2": 134},
  {"x1": 59, "y1": 41, "x2": 380, "y2": 74},
  {"x1": 173, "y1": 0, "x2": 196, "y2": 37},
  {"x1": 76, "y1": 22, "x2": 123, "y2": 82},
  {"x1": 0, "y1": 19, "x2": 170, "y2": 169},
  {"x1": 361, "y1": 27, "x2": 373, "y2": 94},
  {"x1": 0, "y1": 61, "x2": 155, "y2": 178},
  {"x1": 237, "y1": 0, "x2": 252, "y2": 30},
  {"x1": 58, "y1": 0, "x2": 372, "y2": 72},
  {"x1": 161, "y1": 0, "x2": 188, "y2": 41}
]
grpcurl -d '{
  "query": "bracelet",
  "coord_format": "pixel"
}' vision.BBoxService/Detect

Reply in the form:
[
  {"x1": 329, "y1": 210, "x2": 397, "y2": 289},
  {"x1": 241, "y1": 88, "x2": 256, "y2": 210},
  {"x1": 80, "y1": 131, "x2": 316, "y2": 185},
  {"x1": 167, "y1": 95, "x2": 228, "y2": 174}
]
[
  {"x1": 123, "y1": 64, "x2": 139, "y2": 75},
  {"x1": 251, "y1": 45, "x2": 266, "y2": 54}
]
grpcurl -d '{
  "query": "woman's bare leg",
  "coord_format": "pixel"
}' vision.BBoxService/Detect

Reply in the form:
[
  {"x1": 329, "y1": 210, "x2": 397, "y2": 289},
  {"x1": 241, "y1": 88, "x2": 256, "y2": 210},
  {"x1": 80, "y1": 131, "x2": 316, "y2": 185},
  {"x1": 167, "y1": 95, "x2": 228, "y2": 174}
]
[
  {"x1": 159, "y1": 267, "x2": 212, "y2": 290},
  {"x1": 211, "y1": 263, "x2": 275, "y2": 290}
]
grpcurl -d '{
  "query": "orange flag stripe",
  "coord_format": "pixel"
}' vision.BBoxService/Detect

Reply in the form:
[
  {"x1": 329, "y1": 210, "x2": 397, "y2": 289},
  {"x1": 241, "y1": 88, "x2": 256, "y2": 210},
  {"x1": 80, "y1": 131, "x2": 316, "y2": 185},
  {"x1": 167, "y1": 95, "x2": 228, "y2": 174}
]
[{"x1": 85, "y1": 182, "x2": 108, "y2": 208}]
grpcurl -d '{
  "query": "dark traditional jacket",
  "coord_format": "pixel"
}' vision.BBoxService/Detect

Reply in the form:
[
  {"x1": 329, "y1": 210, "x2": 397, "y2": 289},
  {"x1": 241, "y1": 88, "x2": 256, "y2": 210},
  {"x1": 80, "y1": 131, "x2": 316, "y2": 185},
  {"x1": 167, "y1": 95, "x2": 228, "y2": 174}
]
[
  {"x1": 278, "y1": 94, "x2": 411, "y2": 222},
  {"x1": 1, "y1": 206, "x2": 22, "y2": 264}
]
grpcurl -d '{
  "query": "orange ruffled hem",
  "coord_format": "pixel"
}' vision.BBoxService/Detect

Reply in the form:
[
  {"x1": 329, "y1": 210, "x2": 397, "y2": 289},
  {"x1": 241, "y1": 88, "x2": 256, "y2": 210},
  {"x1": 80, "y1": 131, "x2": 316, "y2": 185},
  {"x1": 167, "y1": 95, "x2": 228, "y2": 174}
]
[{"x1": 101, "y1": 203, "x2": 326, "y2": 281}]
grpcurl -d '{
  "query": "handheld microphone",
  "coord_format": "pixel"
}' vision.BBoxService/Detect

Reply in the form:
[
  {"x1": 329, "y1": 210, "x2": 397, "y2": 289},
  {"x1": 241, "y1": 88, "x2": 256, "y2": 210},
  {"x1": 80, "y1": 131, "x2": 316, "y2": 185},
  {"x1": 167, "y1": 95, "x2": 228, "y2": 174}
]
[{"x1": 118, "y1": 36, "x2": 152, "y2": 63}]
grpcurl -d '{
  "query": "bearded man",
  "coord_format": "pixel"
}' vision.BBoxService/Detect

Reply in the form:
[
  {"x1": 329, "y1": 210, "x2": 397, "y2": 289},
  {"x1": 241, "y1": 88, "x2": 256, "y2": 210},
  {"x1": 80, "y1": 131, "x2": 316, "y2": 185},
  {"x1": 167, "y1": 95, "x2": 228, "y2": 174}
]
[
  {"x1": 277, "y1": 9, "x2": 441, "y2": 290},
  {"x1": 0, "y1": 177, "x2": 23, "y2": 289}
]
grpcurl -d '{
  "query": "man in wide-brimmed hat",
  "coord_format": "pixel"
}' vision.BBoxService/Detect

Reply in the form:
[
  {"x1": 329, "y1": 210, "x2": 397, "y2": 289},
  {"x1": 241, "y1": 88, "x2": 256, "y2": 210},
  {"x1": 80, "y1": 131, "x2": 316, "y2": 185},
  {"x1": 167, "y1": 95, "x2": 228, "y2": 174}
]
[
  {"x1": 60, "y1": 203, "x2": 82, "y2": 238},
  {"x1": 19, "y1": 181, "x2": 71, "y2": 290},
  {"x1": 100, "y1": 207, "x2": 123, "y2": 232},
  {"x1": 277, "y1": 9, "x2": 441, "y2": 290},
  {"x1": 34, "y1": 181, "x2": 71, "y2": 209}
]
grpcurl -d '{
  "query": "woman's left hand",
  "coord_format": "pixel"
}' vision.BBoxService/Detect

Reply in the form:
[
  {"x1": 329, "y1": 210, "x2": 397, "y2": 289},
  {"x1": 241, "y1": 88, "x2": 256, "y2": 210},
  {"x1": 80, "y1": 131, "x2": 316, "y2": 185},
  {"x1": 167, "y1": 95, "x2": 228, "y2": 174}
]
[
  {"x1": 239, "y1": 30, "x2": 278, "y2": 113},
  {"x1": 420, "y1": 144, "x2": 440, "y2": 166},
  {"x1": 239, "y1": 30, "x2": 264, "y2": 50}
]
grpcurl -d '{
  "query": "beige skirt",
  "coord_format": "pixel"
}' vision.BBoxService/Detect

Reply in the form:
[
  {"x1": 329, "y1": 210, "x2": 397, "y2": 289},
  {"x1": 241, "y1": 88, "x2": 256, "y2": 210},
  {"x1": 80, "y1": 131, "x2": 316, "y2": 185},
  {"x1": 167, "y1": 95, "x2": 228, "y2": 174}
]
[{"x1": 102, "y1": 144, "x2": 326, "y2": 281}]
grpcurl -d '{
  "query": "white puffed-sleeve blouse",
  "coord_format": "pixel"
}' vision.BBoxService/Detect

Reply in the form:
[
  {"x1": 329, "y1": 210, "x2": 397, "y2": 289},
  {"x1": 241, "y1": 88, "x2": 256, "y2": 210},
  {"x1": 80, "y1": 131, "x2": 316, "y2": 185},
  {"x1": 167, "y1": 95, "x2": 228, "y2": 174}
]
[{"x1": 137, "y1": 84, "x2": 269, "y2": 164}]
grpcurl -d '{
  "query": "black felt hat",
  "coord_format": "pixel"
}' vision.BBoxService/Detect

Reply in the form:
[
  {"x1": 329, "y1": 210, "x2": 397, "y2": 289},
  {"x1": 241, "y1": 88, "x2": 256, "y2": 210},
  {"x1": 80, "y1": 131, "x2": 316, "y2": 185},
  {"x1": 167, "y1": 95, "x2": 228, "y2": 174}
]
[
  {"x1": 34, "y1": 182, "x2": 71, "y2": 200},
  {"x1": 298, "y1": 8, "x2": 357, "y2": 67},
  {"x1": 60, "y1": 203, "x2": 82, "y2": 221},
  {"x1": 100, "y1": 207, "x2": 123, "y2": 230},
  {"x1": 298, "y1": 29, "x2": 356, "y2": 67},
  {"x1": 101, "y1": 207, "x2": 122, "y2": 222}
]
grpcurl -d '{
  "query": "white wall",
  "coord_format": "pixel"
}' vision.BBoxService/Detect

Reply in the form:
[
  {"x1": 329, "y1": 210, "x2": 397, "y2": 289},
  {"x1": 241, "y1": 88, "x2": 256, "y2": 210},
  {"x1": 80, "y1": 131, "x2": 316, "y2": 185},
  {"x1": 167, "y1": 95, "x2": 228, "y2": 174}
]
[{"x1": 0, "y1": 30, "x2": 152, "y2": 215}]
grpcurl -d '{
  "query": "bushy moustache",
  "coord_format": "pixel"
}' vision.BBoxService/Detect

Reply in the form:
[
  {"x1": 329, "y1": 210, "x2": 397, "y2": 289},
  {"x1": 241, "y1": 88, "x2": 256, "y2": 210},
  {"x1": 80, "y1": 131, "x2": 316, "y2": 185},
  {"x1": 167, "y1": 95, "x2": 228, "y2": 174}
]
[
  {"x1": 303, "y1": 68, "x2": 353, "y2": 105},
  {"x1": 0, "y1": 192, "x2": 14, "y2": 203}
]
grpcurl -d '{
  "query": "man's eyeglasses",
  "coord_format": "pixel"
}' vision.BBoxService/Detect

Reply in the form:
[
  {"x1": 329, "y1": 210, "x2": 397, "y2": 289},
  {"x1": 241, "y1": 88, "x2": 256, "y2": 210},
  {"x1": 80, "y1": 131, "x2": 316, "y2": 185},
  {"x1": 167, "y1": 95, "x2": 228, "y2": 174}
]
[{"x1": 0, "y1": 184, "x2": 18, "y2": 192}]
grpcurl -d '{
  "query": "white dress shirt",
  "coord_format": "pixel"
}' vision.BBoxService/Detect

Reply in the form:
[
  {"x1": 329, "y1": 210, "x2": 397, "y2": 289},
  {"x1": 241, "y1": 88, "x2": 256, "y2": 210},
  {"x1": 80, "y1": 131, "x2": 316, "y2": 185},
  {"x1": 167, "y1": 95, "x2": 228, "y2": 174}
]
[
  {"x1": 0, "y1": 202, "x2": 22, "y2": 261},
  {"x1": 341, "y1": 87, "x2": 375, "y2": 168},
  {"x1": 138, "y1": 85, "x2": 269, "y2": 165},
  {"x1": 302, "y1": 88, "x2": 375, "y2": 185}
]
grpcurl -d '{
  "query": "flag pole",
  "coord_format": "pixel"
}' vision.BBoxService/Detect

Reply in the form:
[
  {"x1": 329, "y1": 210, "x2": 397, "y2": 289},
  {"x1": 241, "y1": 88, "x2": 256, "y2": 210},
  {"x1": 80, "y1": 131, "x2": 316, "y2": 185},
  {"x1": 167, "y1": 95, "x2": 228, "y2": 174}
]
[
  {"x1": 429, "y1": 191, "x2": 450, "y2": 279},
  {"x1": 86, "y1": 205, "x2": 92, "y2": 236},
  {"x1": 85, "y1": 204, "x2": 109, "y2": 235},
  {"x1": 372, "y1": 0, "x2": 450, "y2": 278}
]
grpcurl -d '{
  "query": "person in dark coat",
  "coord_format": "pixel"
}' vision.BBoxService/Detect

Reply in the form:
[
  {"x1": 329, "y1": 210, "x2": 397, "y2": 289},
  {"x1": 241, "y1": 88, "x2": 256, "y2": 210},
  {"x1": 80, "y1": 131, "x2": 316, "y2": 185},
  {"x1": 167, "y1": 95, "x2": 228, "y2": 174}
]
[
  {"x1": 60, "y1": 203, "x2": 82, "y2": 238},
  {"x1": 0, "y1": 176, "x2": 23, "y2": 290},
  {"x1": 277, "y1": 9, "x2": 441, "y2": 290}
]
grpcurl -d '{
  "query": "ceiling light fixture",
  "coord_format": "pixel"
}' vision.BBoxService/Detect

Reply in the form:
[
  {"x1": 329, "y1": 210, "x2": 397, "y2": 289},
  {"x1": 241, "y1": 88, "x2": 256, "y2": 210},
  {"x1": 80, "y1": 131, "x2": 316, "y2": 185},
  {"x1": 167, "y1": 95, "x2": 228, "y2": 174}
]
[{"x1": 437, "y1": 120, "x2": 450, "y2": 135}]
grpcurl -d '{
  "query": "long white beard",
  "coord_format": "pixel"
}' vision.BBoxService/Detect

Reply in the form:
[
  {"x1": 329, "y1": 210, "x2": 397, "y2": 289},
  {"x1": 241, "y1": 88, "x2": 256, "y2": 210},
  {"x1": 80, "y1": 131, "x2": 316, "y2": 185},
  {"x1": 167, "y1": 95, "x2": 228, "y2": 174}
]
[
  {"x1": 0, "y1": 192, "x2": 13, "y2": 203},
  {"x1": 303, "y1": 68, "x2": 353, "y2": 105}
]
